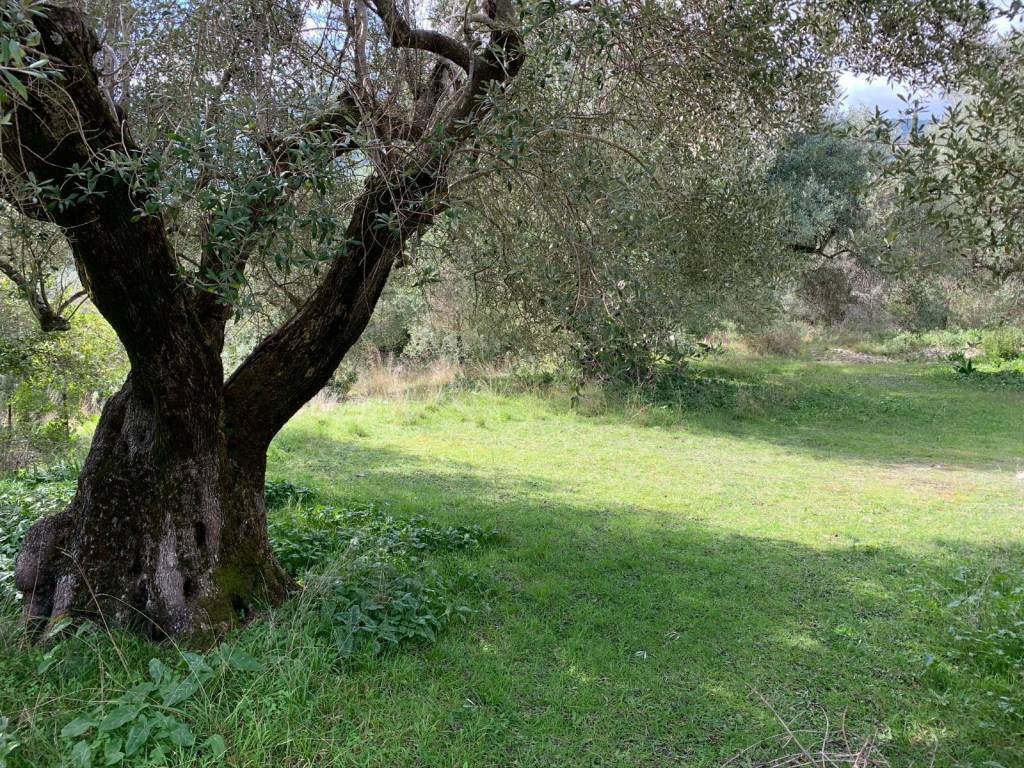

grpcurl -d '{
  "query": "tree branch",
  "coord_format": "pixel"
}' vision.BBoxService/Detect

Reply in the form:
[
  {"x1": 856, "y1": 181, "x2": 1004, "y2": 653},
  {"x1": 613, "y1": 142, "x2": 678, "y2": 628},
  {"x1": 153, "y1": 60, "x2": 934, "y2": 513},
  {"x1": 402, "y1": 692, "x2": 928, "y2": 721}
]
[
  {"x1": 224, "y1": 172, "x2": 432, "y2": 453},
  {"x1": 189, "y1": 91, "x2": 369, "y2": 347},
  {"x1": 368, "y1": 0, "x2": 473, "y2": 73},
  {"x1": 0, "y1": 5, "x2": 219, "y2": 397},
  {"x1": 223, "y1": 0, "x2": 525, "y2": 449},
  {"x1": 0, "y1": 257, "x2": 70, "y2": 332}
]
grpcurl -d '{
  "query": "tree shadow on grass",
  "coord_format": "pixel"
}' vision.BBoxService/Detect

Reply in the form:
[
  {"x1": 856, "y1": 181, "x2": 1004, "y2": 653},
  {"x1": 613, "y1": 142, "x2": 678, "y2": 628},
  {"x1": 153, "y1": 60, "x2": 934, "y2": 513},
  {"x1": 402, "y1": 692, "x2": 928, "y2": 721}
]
[{"x1": 262, "y1": 428, "x2": 1022, "y2": 767}]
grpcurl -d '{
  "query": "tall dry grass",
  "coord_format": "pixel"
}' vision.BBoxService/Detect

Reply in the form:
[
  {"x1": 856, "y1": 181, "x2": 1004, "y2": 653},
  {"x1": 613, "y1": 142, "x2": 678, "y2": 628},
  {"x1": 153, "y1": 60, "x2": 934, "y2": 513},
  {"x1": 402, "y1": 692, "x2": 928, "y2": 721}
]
[
  {"x1": 351, "y1": 353, "x2": 461, "y2": 401},
  {"x1": 302, "y1": 353, "x2": 468, "y2": 413}
]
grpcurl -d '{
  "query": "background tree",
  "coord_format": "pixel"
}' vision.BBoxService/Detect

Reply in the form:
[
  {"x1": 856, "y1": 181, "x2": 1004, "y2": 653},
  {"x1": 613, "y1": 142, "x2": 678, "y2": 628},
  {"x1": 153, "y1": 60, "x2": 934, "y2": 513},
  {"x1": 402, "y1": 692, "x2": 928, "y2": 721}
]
[
  {"x1": 878, "y1": 21, "x2": 1024, "y2": 298},
  {"x1": 766, "y1": 124, "x2": 963, "y2": 329}
]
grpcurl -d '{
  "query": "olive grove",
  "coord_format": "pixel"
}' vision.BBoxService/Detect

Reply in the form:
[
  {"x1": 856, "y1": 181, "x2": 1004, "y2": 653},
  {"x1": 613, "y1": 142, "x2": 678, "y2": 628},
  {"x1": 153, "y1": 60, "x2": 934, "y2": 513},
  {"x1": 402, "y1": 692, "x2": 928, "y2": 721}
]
[{"x1": 0, "y1": 0, "x2": 1014, "y2": 640}]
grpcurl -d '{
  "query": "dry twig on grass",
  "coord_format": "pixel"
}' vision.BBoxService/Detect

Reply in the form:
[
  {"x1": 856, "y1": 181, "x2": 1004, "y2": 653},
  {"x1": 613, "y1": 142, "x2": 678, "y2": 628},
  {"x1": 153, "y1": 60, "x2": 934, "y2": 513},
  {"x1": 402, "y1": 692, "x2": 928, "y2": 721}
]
[{"x1": 724, "y1": 692, "x2": 890, "y2": 768}]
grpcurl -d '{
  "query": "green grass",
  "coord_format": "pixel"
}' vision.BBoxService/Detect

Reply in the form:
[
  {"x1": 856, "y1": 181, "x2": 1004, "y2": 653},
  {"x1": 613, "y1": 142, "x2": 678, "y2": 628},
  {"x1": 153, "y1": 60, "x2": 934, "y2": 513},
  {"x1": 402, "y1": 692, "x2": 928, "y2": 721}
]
[{"x1": 2, "y1": 357, "x2": 1023, "y2": 767}]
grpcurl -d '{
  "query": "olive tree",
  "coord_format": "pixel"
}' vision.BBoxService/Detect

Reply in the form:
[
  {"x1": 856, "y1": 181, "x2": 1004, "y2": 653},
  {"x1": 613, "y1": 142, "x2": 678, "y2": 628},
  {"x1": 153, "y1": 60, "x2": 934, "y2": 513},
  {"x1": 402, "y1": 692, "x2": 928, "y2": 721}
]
[
  {"x1": 877, "y1": 19, "x2": 1024, "y2": 286},
  {"x1": 1, "y1": 0, "x2": 525, "y2": 639}
]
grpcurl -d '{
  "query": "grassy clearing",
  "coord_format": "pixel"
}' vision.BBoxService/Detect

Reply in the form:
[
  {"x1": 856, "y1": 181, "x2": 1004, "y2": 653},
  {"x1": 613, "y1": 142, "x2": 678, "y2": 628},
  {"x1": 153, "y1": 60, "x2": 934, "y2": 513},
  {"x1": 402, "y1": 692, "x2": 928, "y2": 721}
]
[{"x1": 2, "y1": 356, "x2": 1023, "y2": 767}]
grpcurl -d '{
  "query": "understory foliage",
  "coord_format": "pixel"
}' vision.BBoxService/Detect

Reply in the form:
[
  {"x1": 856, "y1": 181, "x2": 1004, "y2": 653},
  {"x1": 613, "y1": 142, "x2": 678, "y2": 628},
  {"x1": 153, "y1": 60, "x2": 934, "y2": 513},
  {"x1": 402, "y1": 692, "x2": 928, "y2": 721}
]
[
  {"x1": 265, "y1": 480, "x2": 495, "y2": 657},
  {"x1": 0, "y1": 301, "x2": 125, "y2": 469},
  {"x1": 56, "y1": 651, "x2": 242, "y2": 767},
  {"x1": 0, "y1": 465, "x2": 74, "y2": 597},
  {"x1": 925, "y1": 564, "x2": 1024, "y2": 724},
  {"x1": 1, "y1": 475, "x2": 495, "y2": 765}
]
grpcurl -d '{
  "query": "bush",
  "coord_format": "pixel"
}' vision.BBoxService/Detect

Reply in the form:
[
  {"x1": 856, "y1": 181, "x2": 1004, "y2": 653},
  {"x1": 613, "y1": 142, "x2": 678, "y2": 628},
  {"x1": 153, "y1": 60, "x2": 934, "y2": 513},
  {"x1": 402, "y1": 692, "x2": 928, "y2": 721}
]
[
  {"x1": 267, "y1": 499, "x2": 496, "y2": 578},
  {"x1": 798, "y1": 262, "x2": 852, "y2": 325},
  {"x1": 263, "y1": 479, "x2": 314, "y2": 509},
  {"x1": 745, "y1": 324, "x2": 806, "y2": 357},
  {"x1": 888, "y1": 282, "x2": 950, "y2": 332},
  {"x1": 982, "y1": 327, "x2": 1024, "y2": 362},
  {"x1": 877, "y1": 328, "x2": 982, "y2": 358},
  {"x1": 297, "y1": 560, "x2": 472, "y2": 657}
]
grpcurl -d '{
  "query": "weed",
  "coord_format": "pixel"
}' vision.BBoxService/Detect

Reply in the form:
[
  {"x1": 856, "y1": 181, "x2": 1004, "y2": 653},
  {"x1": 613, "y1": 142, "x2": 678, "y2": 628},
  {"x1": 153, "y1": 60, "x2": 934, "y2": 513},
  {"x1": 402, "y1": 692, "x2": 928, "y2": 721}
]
[
  {"x1": 940, "y1": 566, "x2": 1024, "y2": 719},
  {"x1": 948, "y1": 350, "x2": 977, "y2": 375},
  {"x1": 57, "y1": 646, "x2": 258, "y2": 766},
  {"x1": 982, "y1": 327, "x2": 1024, "y2": 362}
]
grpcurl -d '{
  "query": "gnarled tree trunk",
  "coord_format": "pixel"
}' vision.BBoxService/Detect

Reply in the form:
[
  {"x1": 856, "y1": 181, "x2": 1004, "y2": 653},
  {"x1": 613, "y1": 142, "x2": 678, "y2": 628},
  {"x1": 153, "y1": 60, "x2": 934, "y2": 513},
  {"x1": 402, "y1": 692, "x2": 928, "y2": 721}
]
[
  {"x1": 15, "y1": 378, "x2": 289, "y2": 639},
  {"x1": 1, "y1": 2, "x2": 522, "y2": 641},
  {"x1": 11, "y1": 167, "x2": 404, "y2": 640}
]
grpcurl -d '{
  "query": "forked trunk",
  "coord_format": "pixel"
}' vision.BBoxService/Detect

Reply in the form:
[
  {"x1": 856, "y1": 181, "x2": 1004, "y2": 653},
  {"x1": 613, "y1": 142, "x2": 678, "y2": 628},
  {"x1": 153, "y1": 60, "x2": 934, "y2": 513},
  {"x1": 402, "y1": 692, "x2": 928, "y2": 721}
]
[
  {"x1": 2, "y1": 2, "x2": 523, "y2": 643},
  {"x1": 15, "y1": 378, "x2": 291, "y2": 641}
]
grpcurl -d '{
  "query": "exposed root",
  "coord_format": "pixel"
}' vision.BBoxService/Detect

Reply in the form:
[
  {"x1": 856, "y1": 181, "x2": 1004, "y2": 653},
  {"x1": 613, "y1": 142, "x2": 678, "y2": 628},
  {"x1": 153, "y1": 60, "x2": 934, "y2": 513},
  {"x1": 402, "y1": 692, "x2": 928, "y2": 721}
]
[
  {"x1": 13, "y1": 511, "x2": 74, "y2": 627},
  {"x1": 13, "y1": 508, "x2": 293, "y2": 644}
]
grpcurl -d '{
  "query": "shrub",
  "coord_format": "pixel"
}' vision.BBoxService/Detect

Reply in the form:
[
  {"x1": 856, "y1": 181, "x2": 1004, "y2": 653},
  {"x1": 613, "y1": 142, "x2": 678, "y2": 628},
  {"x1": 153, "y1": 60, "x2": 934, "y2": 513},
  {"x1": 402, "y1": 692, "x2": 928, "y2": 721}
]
[
  {"x1": 298, "y1": 560, "x2": 472, "y2": 657},
  {"x1": 745, "y1": 324, "x2": 806, "y2": 357},
  {"x1": 982, "y1": 327, "x2": 1024, "y2": 362},
  {"x1": 263, "y1": 479, "x2": 314, "y2": 509},
  {"x1": 888, "y1": 282, "x2": 950, "y2": 332},
  {"x1": 798, "y1": 262, "x2": 853, "y2": 325},
  {"x1": 0, "y1": 312, "x2": 126, "y2": 468},
  {"x1": 877, "y1": 328, "x2": 982, "y2": 358},
  {"x1": 947, "y1": 351, "x2": 977, "y2": 376}
]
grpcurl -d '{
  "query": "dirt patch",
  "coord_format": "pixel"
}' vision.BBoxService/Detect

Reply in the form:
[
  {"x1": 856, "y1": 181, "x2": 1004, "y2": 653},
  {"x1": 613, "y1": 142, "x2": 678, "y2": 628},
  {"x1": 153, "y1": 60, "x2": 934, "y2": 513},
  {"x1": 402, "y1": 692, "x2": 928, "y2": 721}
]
[{"x1": 820, "y1": 348, "x2": 890, "y2": 364}]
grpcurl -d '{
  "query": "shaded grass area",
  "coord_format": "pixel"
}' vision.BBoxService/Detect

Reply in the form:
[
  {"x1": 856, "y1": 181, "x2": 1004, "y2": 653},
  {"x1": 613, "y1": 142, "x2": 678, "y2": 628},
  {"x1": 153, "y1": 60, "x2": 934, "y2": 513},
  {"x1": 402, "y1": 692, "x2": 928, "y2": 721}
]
[{"x1": 2, "y1": 357, "x2": 1023, "y2": 766}]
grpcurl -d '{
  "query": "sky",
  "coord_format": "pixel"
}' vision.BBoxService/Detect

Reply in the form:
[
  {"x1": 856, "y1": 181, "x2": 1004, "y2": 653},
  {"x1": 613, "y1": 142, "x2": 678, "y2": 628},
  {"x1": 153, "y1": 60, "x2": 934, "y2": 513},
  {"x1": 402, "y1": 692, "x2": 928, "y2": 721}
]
[
  {"x1": 837, "y1": 14, "x2": 1020, "y2": 119},
  {"x1": 837, "y1": 73, "x2": 946, "y2": 120}
]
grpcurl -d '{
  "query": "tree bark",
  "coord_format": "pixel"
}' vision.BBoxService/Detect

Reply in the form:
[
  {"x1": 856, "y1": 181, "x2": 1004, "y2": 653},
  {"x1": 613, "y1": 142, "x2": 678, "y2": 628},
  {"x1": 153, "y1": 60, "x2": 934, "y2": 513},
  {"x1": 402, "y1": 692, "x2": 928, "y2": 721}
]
[{"x1": 14, "y1": 375, "x2": 291, "y2": 640}]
